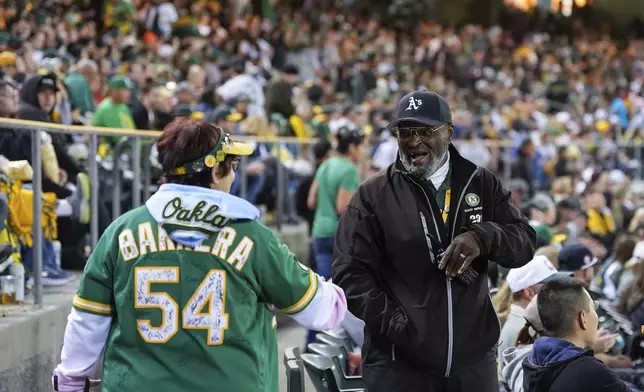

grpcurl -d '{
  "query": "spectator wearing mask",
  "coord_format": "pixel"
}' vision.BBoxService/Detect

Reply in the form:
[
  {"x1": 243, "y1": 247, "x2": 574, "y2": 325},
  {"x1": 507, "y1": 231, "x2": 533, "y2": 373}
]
[
  {"x1": 522, "y1": 278, "x2": 631, "y2": 392},
  {"x1": 498, "y1": 255, "x2": 572, "y2": 358}
]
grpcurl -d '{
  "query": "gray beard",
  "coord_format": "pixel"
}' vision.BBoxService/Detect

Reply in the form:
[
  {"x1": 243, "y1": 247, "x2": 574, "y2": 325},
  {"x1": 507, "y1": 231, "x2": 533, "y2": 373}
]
[{"x1": 399, "y1": 148, "x2": 448, "y2": 180}]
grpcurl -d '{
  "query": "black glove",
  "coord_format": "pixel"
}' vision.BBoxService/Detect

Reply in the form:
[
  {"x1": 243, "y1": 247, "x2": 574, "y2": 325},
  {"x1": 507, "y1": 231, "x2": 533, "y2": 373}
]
[{"x1": 386, "y1": 307, "x2": 408, "y2": 343}]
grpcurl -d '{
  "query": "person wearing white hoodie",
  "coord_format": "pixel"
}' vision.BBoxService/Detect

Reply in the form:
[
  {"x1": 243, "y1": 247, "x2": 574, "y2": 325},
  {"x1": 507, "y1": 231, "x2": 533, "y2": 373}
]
[{"x1": 52, "y1": 119, "x2": 347, "y2": 392}]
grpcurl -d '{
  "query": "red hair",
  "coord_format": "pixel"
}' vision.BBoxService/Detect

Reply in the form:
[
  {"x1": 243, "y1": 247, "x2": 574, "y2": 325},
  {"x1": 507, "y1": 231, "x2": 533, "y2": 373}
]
[{"x1": 156, "y1": 118, "x2": 234, "y2": 186}]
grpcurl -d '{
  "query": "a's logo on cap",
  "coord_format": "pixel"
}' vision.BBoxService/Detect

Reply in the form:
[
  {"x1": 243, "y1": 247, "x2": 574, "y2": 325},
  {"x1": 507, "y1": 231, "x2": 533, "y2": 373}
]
[{"x1": 405, "y1": 96, "x2": 422, "y2": 111}]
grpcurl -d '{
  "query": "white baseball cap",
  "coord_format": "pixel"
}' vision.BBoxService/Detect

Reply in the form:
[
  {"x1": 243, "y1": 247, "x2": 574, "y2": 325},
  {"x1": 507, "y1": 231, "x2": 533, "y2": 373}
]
[
  {"x1": 626, "y1": 241, "x2": 644, "y2": 268},
  {"x1": 506, "y1": 255, "x2": 573, "y2": 293}
]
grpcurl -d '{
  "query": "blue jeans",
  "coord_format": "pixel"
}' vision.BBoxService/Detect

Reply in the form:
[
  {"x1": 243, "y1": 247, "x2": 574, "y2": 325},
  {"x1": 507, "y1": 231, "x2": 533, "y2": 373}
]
[
  {"x1": 306, "y1": 236, "x2": 335, "y2": 346},
  {"x1": 22, "y1": 238, "x2": 57, "y2": 274},
  {"x1": 312, "y1": 236, "x2": 334, "y2": 280},
  {"x1": 231, "y1": 173, "x2": 266, "y2": 205}
]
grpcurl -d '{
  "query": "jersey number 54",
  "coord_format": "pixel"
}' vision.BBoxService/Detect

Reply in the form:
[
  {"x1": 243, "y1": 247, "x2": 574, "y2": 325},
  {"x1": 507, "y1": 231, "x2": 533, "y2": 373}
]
[{"x1": 134, "y1": 266, "x2": 229, "y2": 345}]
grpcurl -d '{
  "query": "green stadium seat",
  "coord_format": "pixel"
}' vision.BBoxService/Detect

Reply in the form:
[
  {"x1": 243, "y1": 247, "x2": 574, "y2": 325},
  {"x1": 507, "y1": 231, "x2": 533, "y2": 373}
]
[{"x1": 285, "y1": 359, "x2": 305, "y2": 392}]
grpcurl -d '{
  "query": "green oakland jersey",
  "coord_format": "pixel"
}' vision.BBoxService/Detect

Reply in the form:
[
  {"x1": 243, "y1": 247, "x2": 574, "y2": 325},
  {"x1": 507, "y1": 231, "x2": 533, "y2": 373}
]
[{"x1": 73, "y1": 206, "x2": 317, "y2": 392}]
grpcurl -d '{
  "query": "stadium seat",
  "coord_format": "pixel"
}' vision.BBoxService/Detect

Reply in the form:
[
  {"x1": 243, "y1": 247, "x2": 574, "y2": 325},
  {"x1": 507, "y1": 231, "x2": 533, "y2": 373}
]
[
  {"x1": 305, "y1": 344, "x2": 365, "y2": 390},
  {"x1": 302, "y1": 353, "x2": 366, "y2": 392},
  {"x1": 285, "y1": 359, "x2": 305, "y2": 392},
  {"x1": 323, "y1": 329, "x2": 349, "y2": 340},
  {"x1": 316, "y1": 333, "x2": 353, "y2": 353},
  {"x1": 307, "y1": 343, "x2": 332, "y2": 356},
  {"x1": 284, "y1": 346, "x2": 302, "y2": 365},
  {"x1": 301, "y1": 353, "x2": 341, "y2": 392},
  {"x1": 307, "y1": 343, "x2": 348, "y2": 375}
]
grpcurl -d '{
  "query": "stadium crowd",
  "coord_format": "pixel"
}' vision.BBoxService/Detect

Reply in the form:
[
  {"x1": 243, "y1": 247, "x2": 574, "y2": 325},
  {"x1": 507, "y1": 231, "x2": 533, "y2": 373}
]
[{"x1": 0, "y1": 0, "x2": 643, "y2": 391}]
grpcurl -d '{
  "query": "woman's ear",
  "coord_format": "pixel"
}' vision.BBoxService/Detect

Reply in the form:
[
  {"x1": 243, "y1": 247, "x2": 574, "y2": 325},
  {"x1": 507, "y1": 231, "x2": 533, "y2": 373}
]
[{"x1": 210, "y1": 166, "x2": 220, "y2": 185}]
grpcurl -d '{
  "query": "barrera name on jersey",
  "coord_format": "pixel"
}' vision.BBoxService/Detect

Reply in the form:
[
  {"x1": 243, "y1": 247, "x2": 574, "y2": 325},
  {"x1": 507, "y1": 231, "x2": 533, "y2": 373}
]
[{"x1": 54, "y1": 184, "x2": 347, "y2": 392}]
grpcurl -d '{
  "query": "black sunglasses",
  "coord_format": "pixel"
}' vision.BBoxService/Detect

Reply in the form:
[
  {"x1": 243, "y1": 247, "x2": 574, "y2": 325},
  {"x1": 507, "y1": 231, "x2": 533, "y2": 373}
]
[
  {"x1": 392, "y1": 123, "x2": 450, "y2": 141},
  {"x1": 230, "y1": 156, "x2": 241, "y2": 172}
]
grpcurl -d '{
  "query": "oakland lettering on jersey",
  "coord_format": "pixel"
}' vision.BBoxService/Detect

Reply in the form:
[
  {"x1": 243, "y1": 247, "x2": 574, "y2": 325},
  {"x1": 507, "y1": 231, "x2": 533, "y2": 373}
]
[{"x1": 162, "y1": 197, "x2": 232, "y2": 228}]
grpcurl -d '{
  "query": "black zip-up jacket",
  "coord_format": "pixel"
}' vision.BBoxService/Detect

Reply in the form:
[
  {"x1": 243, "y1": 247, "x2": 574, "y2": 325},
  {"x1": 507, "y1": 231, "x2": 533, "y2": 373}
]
[{"x1": 333, "y1": 145, "x2": 536, "y2": 377}]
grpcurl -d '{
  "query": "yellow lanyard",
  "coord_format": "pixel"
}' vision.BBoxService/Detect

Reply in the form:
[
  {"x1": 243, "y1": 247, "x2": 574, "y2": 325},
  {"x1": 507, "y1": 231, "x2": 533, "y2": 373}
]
[{"x1": 441, "y1": 187, "x2": 451, "y2": 223}]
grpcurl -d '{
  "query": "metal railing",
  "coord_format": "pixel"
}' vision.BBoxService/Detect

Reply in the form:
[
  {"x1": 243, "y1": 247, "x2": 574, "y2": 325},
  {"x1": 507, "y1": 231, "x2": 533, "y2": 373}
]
[
  {"x1": 0, "y1": 116, "x2": 642, "y2": 306},
  {"x1": 0, "y1": 117, "x2": 318, "y2": 307}
]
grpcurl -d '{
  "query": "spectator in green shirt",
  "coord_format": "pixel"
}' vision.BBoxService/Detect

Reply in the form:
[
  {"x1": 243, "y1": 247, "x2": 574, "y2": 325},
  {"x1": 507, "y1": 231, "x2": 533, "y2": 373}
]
[
  {"x1": 308, "y1": 126, "x2": 366, "y2": 277},
  {"x1": 92, "y1": 75, "x2": 135, "y2": 144},
  {"x1": 305, "y1": 125, "x2": 365, "y2": 345}
]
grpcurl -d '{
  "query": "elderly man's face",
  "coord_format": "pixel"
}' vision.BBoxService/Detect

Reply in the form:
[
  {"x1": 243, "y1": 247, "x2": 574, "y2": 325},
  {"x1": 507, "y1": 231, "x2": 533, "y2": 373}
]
[{"x1": 395, "y1": 121, "x2": 452, "y2": 178}]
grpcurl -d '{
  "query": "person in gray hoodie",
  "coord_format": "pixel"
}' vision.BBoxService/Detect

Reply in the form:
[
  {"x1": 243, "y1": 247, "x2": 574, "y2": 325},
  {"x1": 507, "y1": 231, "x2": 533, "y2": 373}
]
[{"x1": 501, "y1": 294, "x2": 545, "y2": 392}]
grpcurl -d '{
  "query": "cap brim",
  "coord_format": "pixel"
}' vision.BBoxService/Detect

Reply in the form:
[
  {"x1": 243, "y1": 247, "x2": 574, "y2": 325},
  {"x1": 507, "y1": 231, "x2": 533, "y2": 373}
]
[
  {"x1": 581, "y1": 257, "x2": 599, "y2": 270},
  {"x1": 542, "y1": 271, "x2": 574, "y2": 283},
  {"x1": 388, "y1": 117, "x2": 445, "y2": 129},
  {"x1": 552, "y1": 233, "x2": 568, "y2": 243},
  {"x1": 226, "y1": 141, "x2": 254, "y2": 156}
]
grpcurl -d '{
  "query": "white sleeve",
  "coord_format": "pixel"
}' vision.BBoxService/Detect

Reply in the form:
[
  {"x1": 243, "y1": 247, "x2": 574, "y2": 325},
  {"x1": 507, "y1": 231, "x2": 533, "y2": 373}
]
[
  {"x1": 289, "y1": 276, "x2": 347, "y2": 331},
  {"x1": 53, "y1": 309, "x2": 111, "y2": 390},
  {"x1": 341, "y1": 311, "x2": 365, "y2": 348}
]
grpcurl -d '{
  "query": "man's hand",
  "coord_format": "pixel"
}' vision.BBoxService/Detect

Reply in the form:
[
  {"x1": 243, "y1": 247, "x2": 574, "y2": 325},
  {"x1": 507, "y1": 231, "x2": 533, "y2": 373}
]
[
  {"x1": 347, "y1": 353, "x2": 362, "y2": 376},
  {"x1": 592, "y1": 328, "x2": 617, "y2": 354},
  {"x1": 609, "y1": 355, "x2": 634, "y2": 369},
  {"x1": 439, "y1": 232, "x2": 481, "y2": 278}
]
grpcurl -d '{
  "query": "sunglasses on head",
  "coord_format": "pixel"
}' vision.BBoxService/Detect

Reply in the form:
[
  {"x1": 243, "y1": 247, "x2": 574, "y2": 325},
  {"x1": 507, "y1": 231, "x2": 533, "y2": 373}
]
[{"x1": 392, "y1": 123, "x2": 450, "y2": 141}]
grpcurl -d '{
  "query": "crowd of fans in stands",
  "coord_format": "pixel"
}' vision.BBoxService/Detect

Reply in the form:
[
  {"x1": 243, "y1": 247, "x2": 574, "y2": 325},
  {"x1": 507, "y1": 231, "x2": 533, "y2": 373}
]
[{"x1": 0, "y1": 1, "x2": 644, "y2": 389}]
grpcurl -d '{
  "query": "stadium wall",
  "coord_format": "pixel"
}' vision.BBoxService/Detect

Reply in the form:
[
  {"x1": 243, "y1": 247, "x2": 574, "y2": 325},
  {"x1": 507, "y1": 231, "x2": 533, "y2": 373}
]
[{"x1": 0, "y1": 223, "x2": 309, "y2": 392}]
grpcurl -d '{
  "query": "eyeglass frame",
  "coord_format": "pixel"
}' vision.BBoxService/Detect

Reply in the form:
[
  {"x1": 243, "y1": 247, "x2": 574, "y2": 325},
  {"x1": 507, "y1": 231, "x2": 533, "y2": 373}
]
[{"x1": 390, "y1": 123, "x2": 451, "y2": 141}]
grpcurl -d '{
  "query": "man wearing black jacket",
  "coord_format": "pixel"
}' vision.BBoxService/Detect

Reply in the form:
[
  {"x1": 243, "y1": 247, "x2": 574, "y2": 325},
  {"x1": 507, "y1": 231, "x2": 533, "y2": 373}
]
[
  {"x1": 522, "y1": 278, "x2": 630, "y2": 392},
  {"x1": 333, "y1": 91, "x2": 536, "y2": 392}
]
